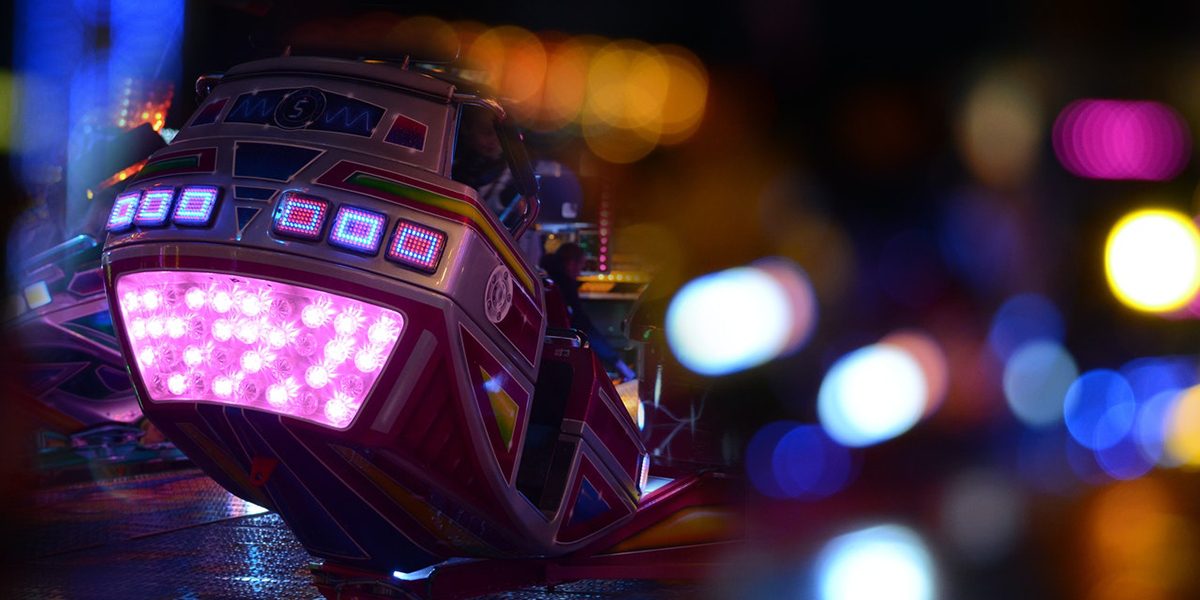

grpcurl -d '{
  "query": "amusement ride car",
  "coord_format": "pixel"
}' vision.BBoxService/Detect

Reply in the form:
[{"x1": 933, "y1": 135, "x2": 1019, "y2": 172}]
[{"x1": 100, "y1": 54, "x2": 737, "y2": 598}]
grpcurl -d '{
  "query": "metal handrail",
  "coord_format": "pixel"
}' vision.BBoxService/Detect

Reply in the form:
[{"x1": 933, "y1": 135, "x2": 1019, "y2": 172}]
[{"x1": 544, "y1": 327, "x2": 590, "y2": 348}]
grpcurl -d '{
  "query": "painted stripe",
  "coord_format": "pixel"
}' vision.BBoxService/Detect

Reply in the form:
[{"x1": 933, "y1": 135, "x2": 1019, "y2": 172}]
[
  {"x1": 606, "y1": 506, "x2": 738, "y2": 554},
  {"x1": 371, "y1": 329, "x2": 438, "y2": 434},
  {"x1": 314, "y1": 161, "x2": 536, "y2": 294},
  {"x1": 348, "y1": 172, "x2": 535, "y2": 293},
  {"x1": 332, "y1": 444, "x2": 496, "y2": 555},
  {"x1": 138, "y1": 156, "x2": 199, "y2": 177},
  {"x1": 133, "y1": 147, "x2": 217, "y2": 182}
]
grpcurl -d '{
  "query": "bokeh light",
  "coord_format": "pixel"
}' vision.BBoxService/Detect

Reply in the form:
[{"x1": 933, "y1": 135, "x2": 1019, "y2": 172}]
[
  {"x1": 1165, "y1": 385, "x2": 1200, "y2": 468},
  {"x1": 814, "y1": 524, "x2": 936, "y2": 600},
  {"x1": 1094, "y1": 429, "x2": 1155, "y2": 481},
  {"x1": 666, "y1": 260, "x2": 816, "y2": 376},
  {"x1": 446, "y1": 22, "x2": 709, "y2": 160},
  {"x1": 1002, "y1": 340, "x2": 1077, "y2": 427},
  {"x1": 745, "y1": 422, "x2": 854, "y2": 500},
  {"x1": 1053, "y1": 99, "x2": 1191, "y2": 181},
  {"x1": 880, "y1": 329, "x2": 948, "y2": 416},
  {"x1": 1122, "y1": 357, "x2": 1195, "y2": 467},
  {"x1": 531, "y1": 36, "x2": 594, "y2": 131},
  {"x1": 1122, "y1": 357, "x2": 1195, "y2": 405},
  {"x1": 1064, "y1": 370, "x2": 1136, "y2": 450},
  {"x1": 463, "y1": 25, "x2": 548, "y2": 121},
  {"x1": 656, "y1": 45, "x2": 709, "y2": 144},
  {"x1": 1137, "y1": 389, "x2": 1184, "y2": 467},
  {"x1": 1085, "y1": 478, "x2": 1194, "y2": 600},
  {"x1": 818, "y1": 344, "x2": 927, "y2": 447},
  {"x1": 987, "y1": 293, "x2": 1064, "y2": 361},
  {"x1": 940, "y1": 470, "x2": 1025, "y2": 564},
  {"x1": 585, "y1": 40, "x2": 668, "y2": 130},
  {"x1": 1067, "y1": 432, "x2": 1113, "y2": 486},
  {"x1": 957, "y1": 67, "x2": 1044, "y2": 188},
  {"x1": 1104, "y1": 209, "x2": 1200, "y2": 313}
]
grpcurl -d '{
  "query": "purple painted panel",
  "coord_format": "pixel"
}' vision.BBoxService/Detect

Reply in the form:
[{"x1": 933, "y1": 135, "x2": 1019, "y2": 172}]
[
  {"x1": 460, "y1": 325, "x2": 530, "y2": 482},
  {"x1": 495, "y1": 281, "x2": 542, "y2": 368}
]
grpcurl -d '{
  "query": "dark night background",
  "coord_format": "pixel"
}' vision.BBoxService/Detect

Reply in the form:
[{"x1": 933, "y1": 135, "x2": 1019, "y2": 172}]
[{"x1": 8, "y1": 1, "x2": 1200, "y2": 598}]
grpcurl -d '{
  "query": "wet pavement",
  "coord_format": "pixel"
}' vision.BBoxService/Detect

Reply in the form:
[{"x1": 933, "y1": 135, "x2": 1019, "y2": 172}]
[{"x1": 13, "y1": 468, "x2": 699, "y2": 599}]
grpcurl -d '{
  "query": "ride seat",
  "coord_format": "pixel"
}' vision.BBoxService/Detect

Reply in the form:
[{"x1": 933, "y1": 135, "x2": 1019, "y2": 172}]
[{"x1": 541, "y1": 276, "x2": 572, "y2": 329}]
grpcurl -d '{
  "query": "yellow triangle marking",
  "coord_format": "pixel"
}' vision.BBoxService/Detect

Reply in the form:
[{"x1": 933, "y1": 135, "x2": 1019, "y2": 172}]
[{"x1": 479, "y1": 366, "x2": 518, "y2": 450}]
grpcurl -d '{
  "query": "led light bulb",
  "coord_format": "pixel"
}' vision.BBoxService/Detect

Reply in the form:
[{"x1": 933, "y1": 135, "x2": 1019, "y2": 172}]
[
  {"x1": 325, "y1": 397, "x2": 351, "y2": 425},
  {"x1": 334, "y1": 307, "x2": 364, "y2": 336},
  {"x1": 368, "y1": 316, "x2": 401, "y2": 346},
  {"x1": 212, "y1": 319, "x2": 233, "y2": 342},
  {"x1": 324, "y1": 337, "x2": 352, "y2": 365},
  {"x1": 184, "y1": 346, "x2": 203, "y2": 367},
  {"x1": 267, "y1": 383, "x2": 289, "y2": 408},
  {"x1": 212, "y1": 291, "x2": 233, "y2": 313},
  {"x1": 241, "y1": 294, "x2": 262, "y2": 317},
  {"x1": 185, "y1": 287, "x2": 206, "y2": 310},
  {"x1": 234, "y1": 319, "x2": 260, "y2": 345},
  {"x1": 168, "y1": 373, "x2": 187, "y2": 395},
  {"x1": 305, "y1": 365, "x2": 331, "y2": 389},
  {"x1": 267, "y1": 327, "x2": 288, "y2": 349},
  {"x1": 166, "y1": 317, "x2": 186, "y2": 339},
  {"x1": 122, "y1": 291, "x2": 141, "y2": 312},
  {"x1": 143, "y1": 289, "x2": 162, "y2": 311},
  {"x1": 147, "y1": 318, "x2": 165, "y2": 339},
  {"x1": 355, "y1": 348, "x2": 383, "y2": 373},
  {"x1": 241, "y1": 350, "x2": 263, "y2": 373},
  {"x1": 213, "y1": 376, "x2": 234, "y2": 398},
  {"x1": 130, "y1": 318, "x2": 147, "y2": 340}
]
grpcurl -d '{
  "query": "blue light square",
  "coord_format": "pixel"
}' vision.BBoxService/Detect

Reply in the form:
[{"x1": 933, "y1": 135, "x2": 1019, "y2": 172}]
[
  {"x1": 329, "y1": 205, "x2": 387, "y2": 254},
  {"x1": 107, "y1": 191, "x2": 142, "y2": 232},
  {"x1": 133, "y1": 188, "x2": 176, "y2": 226},
  {"x1": 173, "y1": 186, "x2": 220, "y2": 226}
]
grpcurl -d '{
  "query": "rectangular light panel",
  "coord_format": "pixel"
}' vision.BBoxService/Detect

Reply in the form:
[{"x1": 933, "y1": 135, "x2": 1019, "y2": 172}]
[
  {"x1": 386, "y1": 220, "x2": 446, "y2": 273},
  {"x1": 107, "y1": 191, "x2": 142, "y2": 232},
  {"x1": 272, "y1": 192, "x2": 329, "y2": 240},
  {"x1": 173, "y1": 186, "x2": 220, "y2": 226},
  {"x1": 133, "y1": 188, "x2": 176, "y2": 226},
  {"x1": 329, "y1": 205, "x2": 387, "y2": 254},
  {"x1": 114, "y1": 270, "x2": 405, "y2": 430}
]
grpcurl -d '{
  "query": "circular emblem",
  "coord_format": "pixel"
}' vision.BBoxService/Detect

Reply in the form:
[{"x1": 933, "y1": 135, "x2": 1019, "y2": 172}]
[
  {"x1": 274, "y1": 88, "x2": 326, "y2": 129},
  {"x1": 485, "y1": 266, "x2": 514, "y2": 324}
]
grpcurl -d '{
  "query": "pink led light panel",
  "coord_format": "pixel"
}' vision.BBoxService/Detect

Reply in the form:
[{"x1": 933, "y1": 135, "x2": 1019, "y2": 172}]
[
  {"x1": 173, "y1": 186, "x2": 220, "y2": 226},
  {"x1": 273, "y1": 193, "x2": 329, "y2": 240},
  {"x1": 134, "y1": 189, "x2": 176, "y2": 226},
  {"x1": 115, "y1": 270, "x2": 405, "y2": 429},
  {"x1": 387, "y1": 220, "x2": 446, "y2": 272},
  {"x1": 108, "y1": 191, "x2": 142, "y2": 232},
  {"x1": 1053, "y1": 99, "x2": 1191, "y2": 181}
]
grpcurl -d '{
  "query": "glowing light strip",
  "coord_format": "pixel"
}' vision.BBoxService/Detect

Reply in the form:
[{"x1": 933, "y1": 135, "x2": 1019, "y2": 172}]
[
  {"x1": 341, "y1": 171, "x2": 535, "y2": 293},
  {"x1": 138, "y1": 155, "x2": 199, "y2": 178}
]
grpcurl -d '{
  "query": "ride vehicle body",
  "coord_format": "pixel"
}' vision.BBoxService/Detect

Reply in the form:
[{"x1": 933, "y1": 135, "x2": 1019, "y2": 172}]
[{"x1": 101, "y1": 56, "x2": 734, "y2": 595}]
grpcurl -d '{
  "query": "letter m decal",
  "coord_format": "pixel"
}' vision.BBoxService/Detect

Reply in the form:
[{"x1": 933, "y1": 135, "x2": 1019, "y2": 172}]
[{"x1": 225, "y1": 92, "x2": 283, "y2": 124}]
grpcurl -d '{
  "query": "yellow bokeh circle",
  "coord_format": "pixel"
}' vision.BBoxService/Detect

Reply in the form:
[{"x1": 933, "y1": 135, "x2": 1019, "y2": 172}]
[{"x1": 1104, "y1": 209, "x2": 1200, "y2": 313}]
